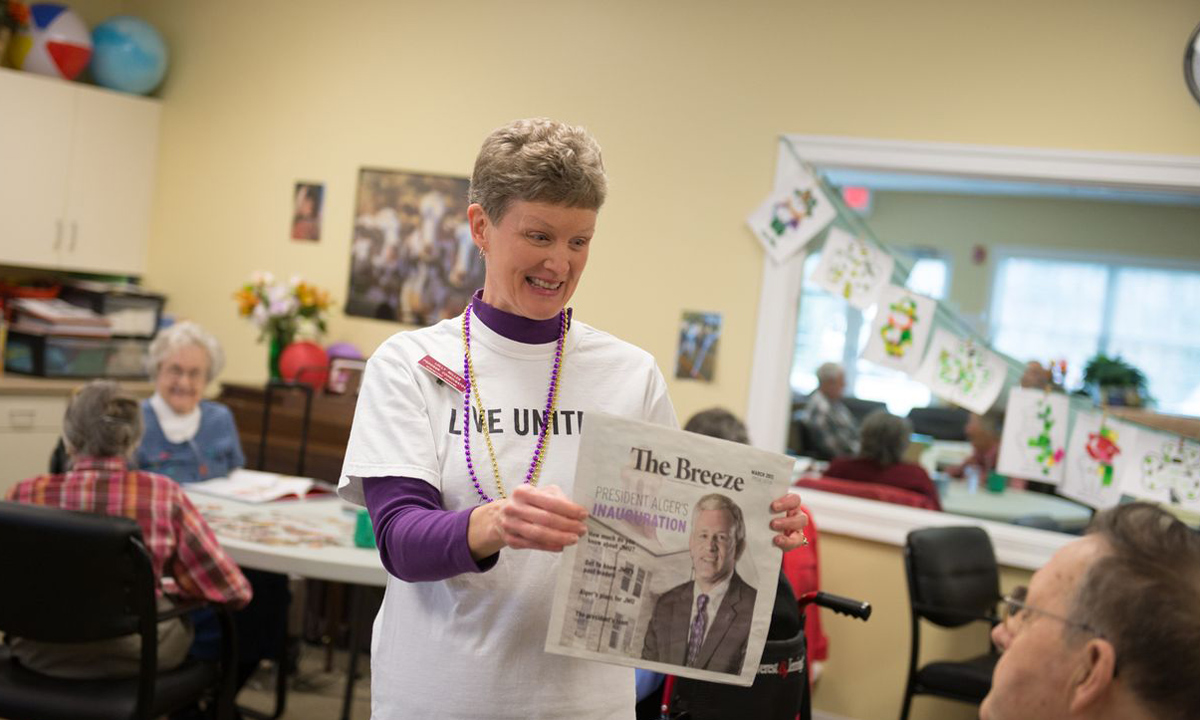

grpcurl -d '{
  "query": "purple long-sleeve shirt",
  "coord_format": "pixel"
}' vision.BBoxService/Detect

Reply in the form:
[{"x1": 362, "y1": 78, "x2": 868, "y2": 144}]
[{"x1": 361, "y1": 291, "x2": 568, "y2": 582}]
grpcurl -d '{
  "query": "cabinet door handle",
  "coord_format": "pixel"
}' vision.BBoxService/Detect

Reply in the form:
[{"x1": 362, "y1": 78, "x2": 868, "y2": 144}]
[
  {"x1": 54, "y1": 220, "x2": 63, "y2": 250},
  {"x1": 69, "y1": 221, "x2": 78, "y2": 251},
  {"x1": 8, "y1": 409, "x2": 36, "y2": 429}
]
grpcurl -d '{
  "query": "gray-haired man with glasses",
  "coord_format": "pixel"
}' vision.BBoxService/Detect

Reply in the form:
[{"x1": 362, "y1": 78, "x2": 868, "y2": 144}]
[{"x1": 981, "y1": 502, "x2": 1200, "y2": 720}]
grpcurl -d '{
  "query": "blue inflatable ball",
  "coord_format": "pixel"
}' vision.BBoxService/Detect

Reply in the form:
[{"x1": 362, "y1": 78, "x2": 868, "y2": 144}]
[{"x1": 90, "y1": 15, "x2": 167, "y2": 95}]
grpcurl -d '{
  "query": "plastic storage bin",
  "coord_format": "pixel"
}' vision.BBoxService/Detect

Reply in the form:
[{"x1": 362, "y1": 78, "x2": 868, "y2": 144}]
[
  {"x1": 60, "y1": 283, "x2": 165, "y2": 338},
  {"x1": 4, "y1": 332, "x2": 112, "y2": 378}
]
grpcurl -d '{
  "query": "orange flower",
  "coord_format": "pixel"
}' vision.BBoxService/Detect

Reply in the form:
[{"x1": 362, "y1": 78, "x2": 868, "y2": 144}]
[{"x1": 233, "y1": 288, "x2": 258, "y2": 316}]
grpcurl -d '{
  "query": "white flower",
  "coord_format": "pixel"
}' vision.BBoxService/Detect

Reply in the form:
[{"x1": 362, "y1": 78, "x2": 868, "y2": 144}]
[{"x1": 251, "y1": 303, "x2": 269, "y2": 328}]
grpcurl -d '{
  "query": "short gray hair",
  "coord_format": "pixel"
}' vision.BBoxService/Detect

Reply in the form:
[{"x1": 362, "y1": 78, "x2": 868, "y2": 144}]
[
  {"x1": 63, "y1": 381, "x2": 143, "y2": 458},
  {"x1": 1072, "y1": 503, "x2": 1200, "y2": 720},
  {"x1": 858, "y1": 410, "x2": 911, "y2": 466},
  {"x1": 468, "y1": 118, "x2": 607, "y2": 223},
  {"x1": 684, "y1": 408, "x2": 749, "y2": 445},
  {"x1": 816, "y1": 362, "x2": 844, "y2": 385},
  {"x1": 147, "y1": 321, "x2": 224, "y2": 381},
  {"x1": 692, "y1": 493, "x2": 747, "y2": 560}
]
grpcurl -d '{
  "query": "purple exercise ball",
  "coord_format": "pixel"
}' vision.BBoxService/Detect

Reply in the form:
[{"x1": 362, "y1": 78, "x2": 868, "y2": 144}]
[{"x1": 326, "y1": 342, "x2": 364, "y2": 360}]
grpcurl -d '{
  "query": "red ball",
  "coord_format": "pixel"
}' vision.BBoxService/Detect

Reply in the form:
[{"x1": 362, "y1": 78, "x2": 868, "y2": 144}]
[{"x1": 278, "y1": 341, "x2": 329, "y2": 388}]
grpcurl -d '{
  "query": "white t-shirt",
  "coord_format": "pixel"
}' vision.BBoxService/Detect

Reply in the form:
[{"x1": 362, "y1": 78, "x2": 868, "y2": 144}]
[{"x1": 340, "y1": 313, "x2": 677, "y2": 720}]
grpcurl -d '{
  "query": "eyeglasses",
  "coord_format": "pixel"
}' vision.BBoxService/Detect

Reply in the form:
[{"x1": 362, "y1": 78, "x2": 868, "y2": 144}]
[
  {"x1": 1001, "y1": 585, "x2": 1118, "y2": 675},
  {"x1": 1001, "y1": 585, "x2": 1105, "y2": 640},
  {"x1": 161, "y1": 364, "x2": 206, "y2": 383}
]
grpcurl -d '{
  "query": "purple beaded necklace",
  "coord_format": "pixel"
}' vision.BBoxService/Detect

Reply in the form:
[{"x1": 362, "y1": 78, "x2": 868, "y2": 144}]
[{"x1": 461, "y1": 299, "x2": 567, "y2": 503}]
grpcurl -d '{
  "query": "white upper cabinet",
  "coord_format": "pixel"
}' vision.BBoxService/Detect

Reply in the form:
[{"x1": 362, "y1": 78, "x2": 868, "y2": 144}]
[{"x1": 0, "y1": 68, "x2": 161, "y2": 275}]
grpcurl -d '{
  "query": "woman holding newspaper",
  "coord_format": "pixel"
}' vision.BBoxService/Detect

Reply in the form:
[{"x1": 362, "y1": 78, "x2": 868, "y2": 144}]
[{"x1": 339, "y1": 118, "x2": 809, "y2": 719}]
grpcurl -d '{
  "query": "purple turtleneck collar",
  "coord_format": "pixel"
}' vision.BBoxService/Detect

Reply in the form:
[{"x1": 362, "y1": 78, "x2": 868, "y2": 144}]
[{"x1": 470, "y1": 289, "x2": 572, "y2": 344}]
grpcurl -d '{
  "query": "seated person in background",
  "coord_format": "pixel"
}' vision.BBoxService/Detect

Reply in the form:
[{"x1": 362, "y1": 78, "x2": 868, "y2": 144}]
[
  {"x1": 826, "y1": 410, "x2": 942, "y2": 511},
  {"x1": 982, "y1": 502, "x2": 1200, "y2": 720},
  {"x1": 946, "y1": 408, "x2": 1005, "y2": 482},
  {"x1": 799, "y1": 362, "x2": 860, "y2": 460},
  {"x1": 134, "y1": 320, "x2": 287, "y2": 692},
  {"x1": 136, "y1": 321, "x2": 245, "y2": 483},
  {"x1": 4, "y1": 381, "x2": 251, "y2": 678},
  {"x1": 1019, "y1": 360, "x2": 1054, "y2": 390}
]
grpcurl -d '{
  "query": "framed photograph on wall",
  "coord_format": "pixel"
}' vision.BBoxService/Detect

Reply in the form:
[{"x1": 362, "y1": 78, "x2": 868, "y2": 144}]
[
  {"x1": 326, "y1": 358, "x2": 367, "y2": 396},
  {"x1": 344, "y1": 168, "x2": 481, "y2": 325},
  {"x1": 291, "y1": 182, "x2": 324, "y2": 241}
]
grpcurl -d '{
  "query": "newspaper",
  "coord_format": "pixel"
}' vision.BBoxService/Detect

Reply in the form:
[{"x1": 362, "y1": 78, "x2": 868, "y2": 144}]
[{"x1": 545, "y1": 413, "x2": 794, "y2": 686}]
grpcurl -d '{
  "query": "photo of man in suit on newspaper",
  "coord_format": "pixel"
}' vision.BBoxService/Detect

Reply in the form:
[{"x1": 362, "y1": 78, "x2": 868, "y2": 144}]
[{"x1": 641, "y1": 493, "x2": 757, "y2": 674}]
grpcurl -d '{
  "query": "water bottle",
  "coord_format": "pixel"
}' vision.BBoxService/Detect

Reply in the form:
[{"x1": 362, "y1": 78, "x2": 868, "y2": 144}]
[{"x1": 964, "y1": 465, "x2": 980, "y2": 494}]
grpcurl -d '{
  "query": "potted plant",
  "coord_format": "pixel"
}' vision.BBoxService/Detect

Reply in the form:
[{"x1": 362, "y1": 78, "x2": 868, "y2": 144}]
[
  {"x1": 233, "y1": 272, "x2": 333, "y2": 379},
  {"x1": 1081, "y1": 353, "x2": 1150, "y2": 407}
]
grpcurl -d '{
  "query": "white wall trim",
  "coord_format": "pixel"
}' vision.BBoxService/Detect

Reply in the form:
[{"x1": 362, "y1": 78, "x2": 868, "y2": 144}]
[
  {"x1": 782, "y1": 135, "x2": 1200, "y2": 194},
  {"x1": 812, "y1": 710, "x2": 861, "y2": 720},
  {"x1": 794, "y1": 488, "x2": 1073, "y2": 571}
]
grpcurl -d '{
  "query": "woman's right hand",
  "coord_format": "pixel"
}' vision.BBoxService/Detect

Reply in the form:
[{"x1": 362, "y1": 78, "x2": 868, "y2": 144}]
[{"x1": 468, "y1": 484, "x2": 588, "y2": 560}]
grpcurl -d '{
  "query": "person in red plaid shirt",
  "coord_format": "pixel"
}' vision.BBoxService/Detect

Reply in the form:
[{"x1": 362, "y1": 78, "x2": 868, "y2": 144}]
[{"x1": 5, "y1": 380, "x2": 251, "y2": 679}]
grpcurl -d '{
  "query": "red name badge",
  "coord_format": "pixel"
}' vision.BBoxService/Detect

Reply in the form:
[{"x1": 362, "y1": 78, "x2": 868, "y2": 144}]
[{"x1": 417, "y1": 355, "x2": 467, "y2": 393}]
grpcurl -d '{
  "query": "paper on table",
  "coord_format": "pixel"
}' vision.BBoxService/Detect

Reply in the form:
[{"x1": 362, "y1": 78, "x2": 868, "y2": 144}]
[{"x1": 187, "y1": 468, "x2": 330, "y2": 504}]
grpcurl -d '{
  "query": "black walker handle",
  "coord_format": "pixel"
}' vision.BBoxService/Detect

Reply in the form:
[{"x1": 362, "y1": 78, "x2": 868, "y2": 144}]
[{"x1": 799, "y1": 591, "x2": 872, "y2": 621}]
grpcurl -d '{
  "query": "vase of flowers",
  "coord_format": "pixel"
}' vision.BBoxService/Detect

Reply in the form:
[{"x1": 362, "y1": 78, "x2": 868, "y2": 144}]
[{"x1": 234, "y1": 272, "x2": 332, "y2": 379}]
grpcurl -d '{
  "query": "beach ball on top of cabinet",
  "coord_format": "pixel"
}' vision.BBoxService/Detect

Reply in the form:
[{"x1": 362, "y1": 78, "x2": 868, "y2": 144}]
[
  {"x1": 7, "y1": 3, "x2": 93, "y2": 81},
  {"x1": 89, "y1": 14, "x2": 167, "y2": 95}
]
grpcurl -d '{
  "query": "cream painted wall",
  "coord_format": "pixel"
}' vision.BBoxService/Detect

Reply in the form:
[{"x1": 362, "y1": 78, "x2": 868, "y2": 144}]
[
  {"x1": 72, "y1": 0, "x2": 1200, "y2": 428},
  {"x1": 55, "y1": 2, "x2": 1195, "y2": 718},
  {"x1": 815, "y1": 531, "x2": 1033, "y2": 720},
  {"x1": 868, "y1": 192, "x2": 1200, "y2": 323}
]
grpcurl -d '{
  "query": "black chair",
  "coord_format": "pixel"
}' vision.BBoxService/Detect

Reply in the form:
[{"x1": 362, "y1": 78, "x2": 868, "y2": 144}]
[
  {"x1": 906, "y1": 407, "x2": 970, "y2": 441},
  {"x1": 0, "y1": 501, "x2": 237, "y2": 720},
  {"x1": 900, "y1": 526, "x2": 1000, "y2": 720},
  {"x1": 842, "y1": 396, "x2": 887, "y2": 424}
]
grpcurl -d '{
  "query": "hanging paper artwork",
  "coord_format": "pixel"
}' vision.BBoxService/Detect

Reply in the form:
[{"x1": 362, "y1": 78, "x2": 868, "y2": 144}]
[
  {"x1": 861, "y1": 284, "x2": 938, "y2": 375},
  {"x1": 913, "y1": 329, "x2": 1007, "y2": 415},
  {"x1": 1116, "y1": 428, "x2": 1200, "y2": 509},
  {"x1": 996, "y1": 388, "x2": 1069, "y2": 483},
  {"x1": 746, "y1": 169, "x2": 836, "y2": 264},
  {"x1": 1060, "y1": 412, "x2": 1131, "y2": 510},
  {"x1": 811, "y1": 228, "x2": 895, "y2": 310}
]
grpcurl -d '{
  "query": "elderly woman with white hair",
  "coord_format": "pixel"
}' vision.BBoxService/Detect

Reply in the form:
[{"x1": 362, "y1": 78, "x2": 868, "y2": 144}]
[
  {"x1": 134, "y1": 321, "x2": 245, "y2": 483},
  {"x1": 134, "y1": 321, "x2": 288, "y2": 693}
]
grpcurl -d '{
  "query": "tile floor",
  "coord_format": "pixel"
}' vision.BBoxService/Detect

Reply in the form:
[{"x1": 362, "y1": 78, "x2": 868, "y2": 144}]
[{"x1": 237, "y1": 644, "x2": 370, "y2": 720}]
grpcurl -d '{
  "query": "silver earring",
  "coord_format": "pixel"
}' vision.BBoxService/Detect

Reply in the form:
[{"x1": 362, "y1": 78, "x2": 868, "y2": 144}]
[{"x1": 478, "y1": 248, "x2": 486, "y2": 259}]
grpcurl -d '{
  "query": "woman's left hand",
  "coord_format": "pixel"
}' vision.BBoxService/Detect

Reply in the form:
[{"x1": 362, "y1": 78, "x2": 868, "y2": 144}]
[{"x1": 769, "y1": 492, "x2": 808, "y2": 551}]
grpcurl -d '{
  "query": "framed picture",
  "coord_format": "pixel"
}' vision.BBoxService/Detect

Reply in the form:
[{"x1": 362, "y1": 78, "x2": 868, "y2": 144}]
[
  {"x1": 291, "y1": 182, "x2": 324, "y2": 241},
  {"x1": 344, "y1": 168, "x2": 480, "y2": 325},
  {"x1": 326, "y1": 358, "x2": 367, "y2": 396},
  {"x1": 675, "y1": 311, "x2": 721, "y2": 382}
]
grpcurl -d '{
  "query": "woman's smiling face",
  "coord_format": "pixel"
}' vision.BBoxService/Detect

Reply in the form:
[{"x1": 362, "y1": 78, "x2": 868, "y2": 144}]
[
  {"x1": 155, "y1": 344, "x2": 210, "y2": 415},
  {"x1": 470, "y1": 200, "x2": 596, "y2": 321}
]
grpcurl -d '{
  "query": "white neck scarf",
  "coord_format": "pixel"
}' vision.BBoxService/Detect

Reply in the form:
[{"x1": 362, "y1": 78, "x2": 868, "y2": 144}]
[{"x1": 149, "y1": 392, "x2": 202, "y2": 444}]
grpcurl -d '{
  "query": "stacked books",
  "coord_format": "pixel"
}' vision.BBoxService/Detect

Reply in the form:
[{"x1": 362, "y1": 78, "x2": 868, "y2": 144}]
[{"x1": 9, "y1": 298, "x2": 113, "y2": 338}]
